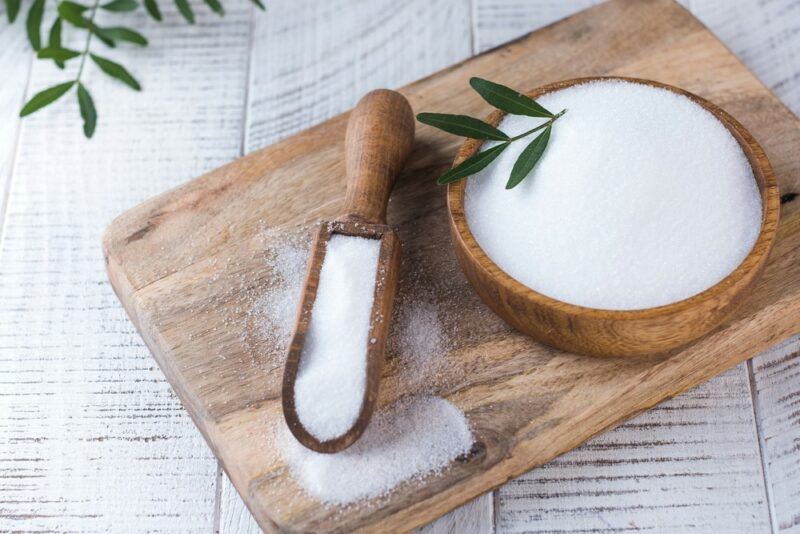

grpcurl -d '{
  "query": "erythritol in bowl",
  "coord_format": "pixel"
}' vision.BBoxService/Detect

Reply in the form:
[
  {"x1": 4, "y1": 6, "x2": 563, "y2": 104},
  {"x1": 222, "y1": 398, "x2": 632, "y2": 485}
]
[
  {"x1": 449, "y1": 77, "x2": 780, "y2": 356},
  {"x1": 464, "y1": 79, "x2": 763, "y2": 311}
]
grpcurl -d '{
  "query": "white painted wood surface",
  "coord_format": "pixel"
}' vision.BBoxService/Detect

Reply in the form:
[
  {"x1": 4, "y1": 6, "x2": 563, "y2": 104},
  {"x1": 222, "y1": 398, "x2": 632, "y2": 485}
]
[
  {"x1": 1, "y1": 1, "x2": 798, "y2": 532},
  {"x1": 0, "y1": 3, "x2": 250, "y2": 532}
]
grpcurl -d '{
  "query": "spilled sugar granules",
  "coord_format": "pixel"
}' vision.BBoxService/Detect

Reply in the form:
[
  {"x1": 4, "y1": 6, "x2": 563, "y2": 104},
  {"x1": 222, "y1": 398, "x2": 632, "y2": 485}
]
[
  {"x1": 251, "y1": 236, "x2": 309, "y2": 353},
  {"x1": 294, "y1": 234, "x2": 381, "y2": 441},
  {"x1": 251, "y1": 227, "x2": 474, "y2": 505},
  {"x1": 281, "y1": 395, "x2": 473, "y2": 504},
  {"x1": 465, "y1": 79, "x2": 762, "y2": 310}
]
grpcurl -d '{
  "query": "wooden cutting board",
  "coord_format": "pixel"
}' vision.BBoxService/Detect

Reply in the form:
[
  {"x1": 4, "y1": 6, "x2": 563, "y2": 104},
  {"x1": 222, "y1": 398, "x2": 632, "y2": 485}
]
[{"x1": 103, "y1": 0, "x2": 800, "y2": 531}]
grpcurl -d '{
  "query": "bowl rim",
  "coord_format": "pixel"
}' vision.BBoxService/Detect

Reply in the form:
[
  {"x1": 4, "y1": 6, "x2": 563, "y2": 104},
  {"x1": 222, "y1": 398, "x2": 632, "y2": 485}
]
[{"x1": 447, "y1": 76, "x2": 781, "y2": 319}]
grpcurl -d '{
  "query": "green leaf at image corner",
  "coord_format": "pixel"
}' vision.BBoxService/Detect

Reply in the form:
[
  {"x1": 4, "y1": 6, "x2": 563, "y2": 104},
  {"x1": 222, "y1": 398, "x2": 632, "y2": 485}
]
[
  {"x1": 437, "y1": 142, "x2": 509, "y2": 185},
  {"x1": 25, "y1": 0, "x2": 45, "y2": 50},
  {"x1": 5, "y1": 0, "x2": 22, "y2": 23},
  {"x1": 77, "y1": 84, "x2": 97, "y2": 138},
  {"x1": 143, "y1": 0, "x2": 162, "y2": 20},
  {"x1": 100, "y1": 26, "x2": 148, "y2": 46},
  {"x1": 100, "y1": 0, "x2": 138, "y2": 11},
  {"x1": 57, "y1": 1, "x2": 90, "y2": 28},
  {"x1": 174, "y1": 0, "x2": 194, "y2": 23},
  {"x1": 470, "y1": 77, "x2": 553, "y2": 119},
  {"x1": 20, "y1": 81, "x2": 75, "y2": 117},
  {"x1": 507, "y1": 124, "x2": 551, "y2": 189},
  {"x1": 37, "y1": 46, "x2": 81, "y2": 61},
  {"x1": 249, "y1": 0, "x2": 265, "y2": 10},
  {"x1": 90, "y1": 54, "x2": 141, "y2": 90},
  {"x1": 203, "y1": 0, "x2": 224, "y2": 15},
  {"x1": 417, "y1": 112, "x2": 509, "y2": 141},
  {"x1": 48, "y1": 18, "x2": 65, "y2": 68},
  {"x1": 92, "y1": 27, "x2": 117, "y2": 47}
]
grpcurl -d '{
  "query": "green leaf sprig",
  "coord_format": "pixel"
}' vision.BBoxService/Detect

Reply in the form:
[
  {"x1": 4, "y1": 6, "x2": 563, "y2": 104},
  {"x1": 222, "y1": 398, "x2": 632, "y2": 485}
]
[
  {"x1": 6, "y1": 0, "x2": 266, "y2": 138},
  {"x1": 417, "y1": 77, "x2": 567, "y2": 189}
]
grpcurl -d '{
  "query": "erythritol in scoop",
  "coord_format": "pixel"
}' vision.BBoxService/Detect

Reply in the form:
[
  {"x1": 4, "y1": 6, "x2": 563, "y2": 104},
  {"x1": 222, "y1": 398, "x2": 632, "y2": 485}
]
[
  {"x1": 294, "y1": 234, "x2": 380, "y2": 441},
  {"x1": 464, "y1": 79, "x2": 762, "y2": 310}
]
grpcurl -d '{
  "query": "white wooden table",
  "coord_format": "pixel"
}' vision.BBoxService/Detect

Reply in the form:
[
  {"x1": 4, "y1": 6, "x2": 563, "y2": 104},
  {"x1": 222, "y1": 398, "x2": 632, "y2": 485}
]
[{"x1": 1, "y1": 0, "x2": 798, "y2": 532}]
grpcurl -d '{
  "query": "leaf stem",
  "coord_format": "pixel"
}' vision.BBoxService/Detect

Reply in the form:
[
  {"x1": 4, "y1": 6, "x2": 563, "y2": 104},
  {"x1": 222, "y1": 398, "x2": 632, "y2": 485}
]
[
  {"x1": 508, "y1": 108, "x2": 567, "y2": 142},
  {"x1": 75, "y1": 0, "x2": 101, "y2": 83}
]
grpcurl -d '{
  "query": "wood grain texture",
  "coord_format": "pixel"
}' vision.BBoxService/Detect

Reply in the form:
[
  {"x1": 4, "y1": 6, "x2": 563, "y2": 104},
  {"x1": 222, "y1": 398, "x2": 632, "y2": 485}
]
[
  {"x1": 472, "y1": 0, "x2": 800, "y2": 530},
  {"x1": 687, "y1": 0, "x2": 800, "y2": 116},
  {"x1": 751, "y1": 334, "x2": 800, "y2": 532},
  {"x1": 418, "y1": 493, "x2": 494, "y2": 534},
  {"x1": 282, "y1": 221, "x2": 402, "y2": 453},
  {"x1": 473, "y1": 0, "x2": 603, "y2": 52},
  {"x1": 448, "y1": 76, "x2": 780, "y2": 357},
  {"x1": 219, "y1": 471, "x2": 263, "y2": 534},
  {"x1": 497, "y1": 364, "x2": 771, "y2": 532},
  {"x1": 244, "y1": 0, "x2": 473, "y2": 152},
  {"x1": 102, "y1": 1, "x2": 800, "y2": 531},
  {"x1": 223, "y1": 0, "x2": 476, "y2": 528},
  {"x1": 0, "y1": 4, "x2": 252, "y2": 532},
  {"x1": 0, "y1": 18, "x2": 31, "y2": 234}
]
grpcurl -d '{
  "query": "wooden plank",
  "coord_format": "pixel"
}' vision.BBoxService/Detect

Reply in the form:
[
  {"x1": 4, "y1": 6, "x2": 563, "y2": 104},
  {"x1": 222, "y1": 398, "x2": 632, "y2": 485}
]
[
  {"x1": 219, "y1": 472, "x2": 263, "y2": 534},
  {"x1": 496, "y1": 365, "x2": 770, "y2": 532},
  {"x1": 472, "y1": 1, "x2": 800, "y2": 531},
  {"x1": 101, "y1": 0, "x2": 800, "y2": 531},
  {"x1": 472, "y1": 0, "x2": 603, "y2": 52},
  {"x1": 243, "y1": 0, "x2": 474, "y2": 152},
  {"x1": 682, "y1": 2, "x2": 800, "y2": 531},
  {"x1": 751, "y1": 335, "x2": 800, "y2": 532},
  {"x1": 0, "y1": 18, "x2": 31, "y2": 229},
  {"x1": 0, "y1": 5, "x2": 252, "y2": 532},
  {"x1": 217, "y1": 0, "x2": 477, "y2": 530},
  {"x1": 688, "y1": 0, "x2": 800, "y2": 115}
]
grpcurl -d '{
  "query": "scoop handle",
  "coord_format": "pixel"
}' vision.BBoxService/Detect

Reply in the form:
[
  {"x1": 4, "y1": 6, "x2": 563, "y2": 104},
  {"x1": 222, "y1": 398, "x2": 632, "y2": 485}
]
[{"x1": 341, "y1": 89, "x2": 415, "y2": 225}]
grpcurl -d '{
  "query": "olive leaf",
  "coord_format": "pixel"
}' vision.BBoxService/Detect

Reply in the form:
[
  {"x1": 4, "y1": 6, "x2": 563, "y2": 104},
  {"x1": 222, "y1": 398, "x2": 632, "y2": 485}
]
[
  {"x1": 204, "y1": 0, "x2": 224, "y2": 15},
  {"x1": 5, "y1": 0, "x2": 22, "y2": 22},
  {"x1": 25, "y1": 0, "x2": 45, "y2": 50},
  {"x1": 507, "y1": 125, "x2": 551, "y2": 189},
  {"x1": 470, "y1": 77, "x2": 553, "y2": 118},
  {"x1": 20, "y1": 81, "x2": 75, "y2": 116},
  {"x1": 92, "y1": 27, "x2": 118, "y2": 47},
  {"x1": 100, "y1": 0, "x2": 138, "y2": 11},
  {"x1": 416, "y1": 78, "x2": 566, "y2": 188},
  {"x1": 101, "y1": 26, "x2": 148, "y2": 46},
  {"x1": 11, "y1": 0, "x2": 267, "y2": 140},
  {"x1": 91, "y1": 54, "x2": 141, "y2": 90},
  {"x1": 437, "y1": 143, "x2": 509, "y2": 185},
  {"x1": 77, "y1": 83, "x2": 97, "y2": 138},
  {"x1": 174, "y1": 0, "x2": 194, "y2": 23},
  {"x1": 417, "y1": 113, "x2": 509, "y2": 141},
  {"x1": 48, "y1": 18, "x2": 65, "y2": 68},
  {"x1": 37, "y1": 47, "x2": 82, "y2": 61},
  {"x1": 143, "y1": 0, "x2": 161, "y2": 19},
  {"x1": 57, "y1": 1, "x2": 90, "y2": 28}
]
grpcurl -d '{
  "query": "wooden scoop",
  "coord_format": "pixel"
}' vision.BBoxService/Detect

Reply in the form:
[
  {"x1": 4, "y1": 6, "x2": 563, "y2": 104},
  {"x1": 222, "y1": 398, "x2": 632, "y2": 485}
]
[{"x1": 281, "y1": 89, "x2": 415, "y2": 453}]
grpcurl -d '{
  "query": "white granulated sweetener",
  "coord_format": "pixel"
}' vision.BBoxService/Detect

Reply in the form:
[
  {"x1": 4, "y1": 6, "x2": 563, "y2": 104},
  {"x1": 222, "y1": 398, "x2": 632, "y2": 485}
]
[
  {"x1": 465, "y1": 79, "x2": 762, "y2": 310},
  {"x1": 254, "y1": 228, "x2": 475, "y2": 504},
  {"x1": 282, "y1": 395, "x2": 473, "y2": 504},
  {"x1": 294, "y1": 234, "x2": 381, "y2": 441}
]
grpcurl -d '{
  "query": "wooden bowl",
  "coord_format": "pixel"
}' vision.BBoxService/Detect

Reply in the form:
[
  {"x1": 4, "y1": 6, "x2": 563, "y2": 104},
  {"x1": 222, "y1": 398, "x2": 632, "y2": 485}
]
[{"x1": 447, "y1": 77, "x2": 780, "y2": 357}]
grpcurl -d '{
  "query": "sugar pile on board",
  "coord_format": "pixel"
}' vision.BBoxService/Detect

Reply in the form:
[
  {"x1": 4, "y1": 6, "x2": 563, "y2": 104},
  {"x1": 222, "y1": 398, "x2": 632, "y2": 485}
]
[
  {"x1": 294, "y1": 234, "x2": 381, "y2": 441},
  {"x1": 248, "y1": 231, "x2": 309, "y2": 355},
  {"x1": 388, "y1": 288, "x2": 453, "y2": 393},
  {"x1": 464, "y1": 79, "x2": 763, "y2": 310},
  {"x1": 282, "y1": 395, "x2": 473, "y2": 504},
  {"x1": 251, "y1": 228, "x2": 476, "y2": 503}
]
